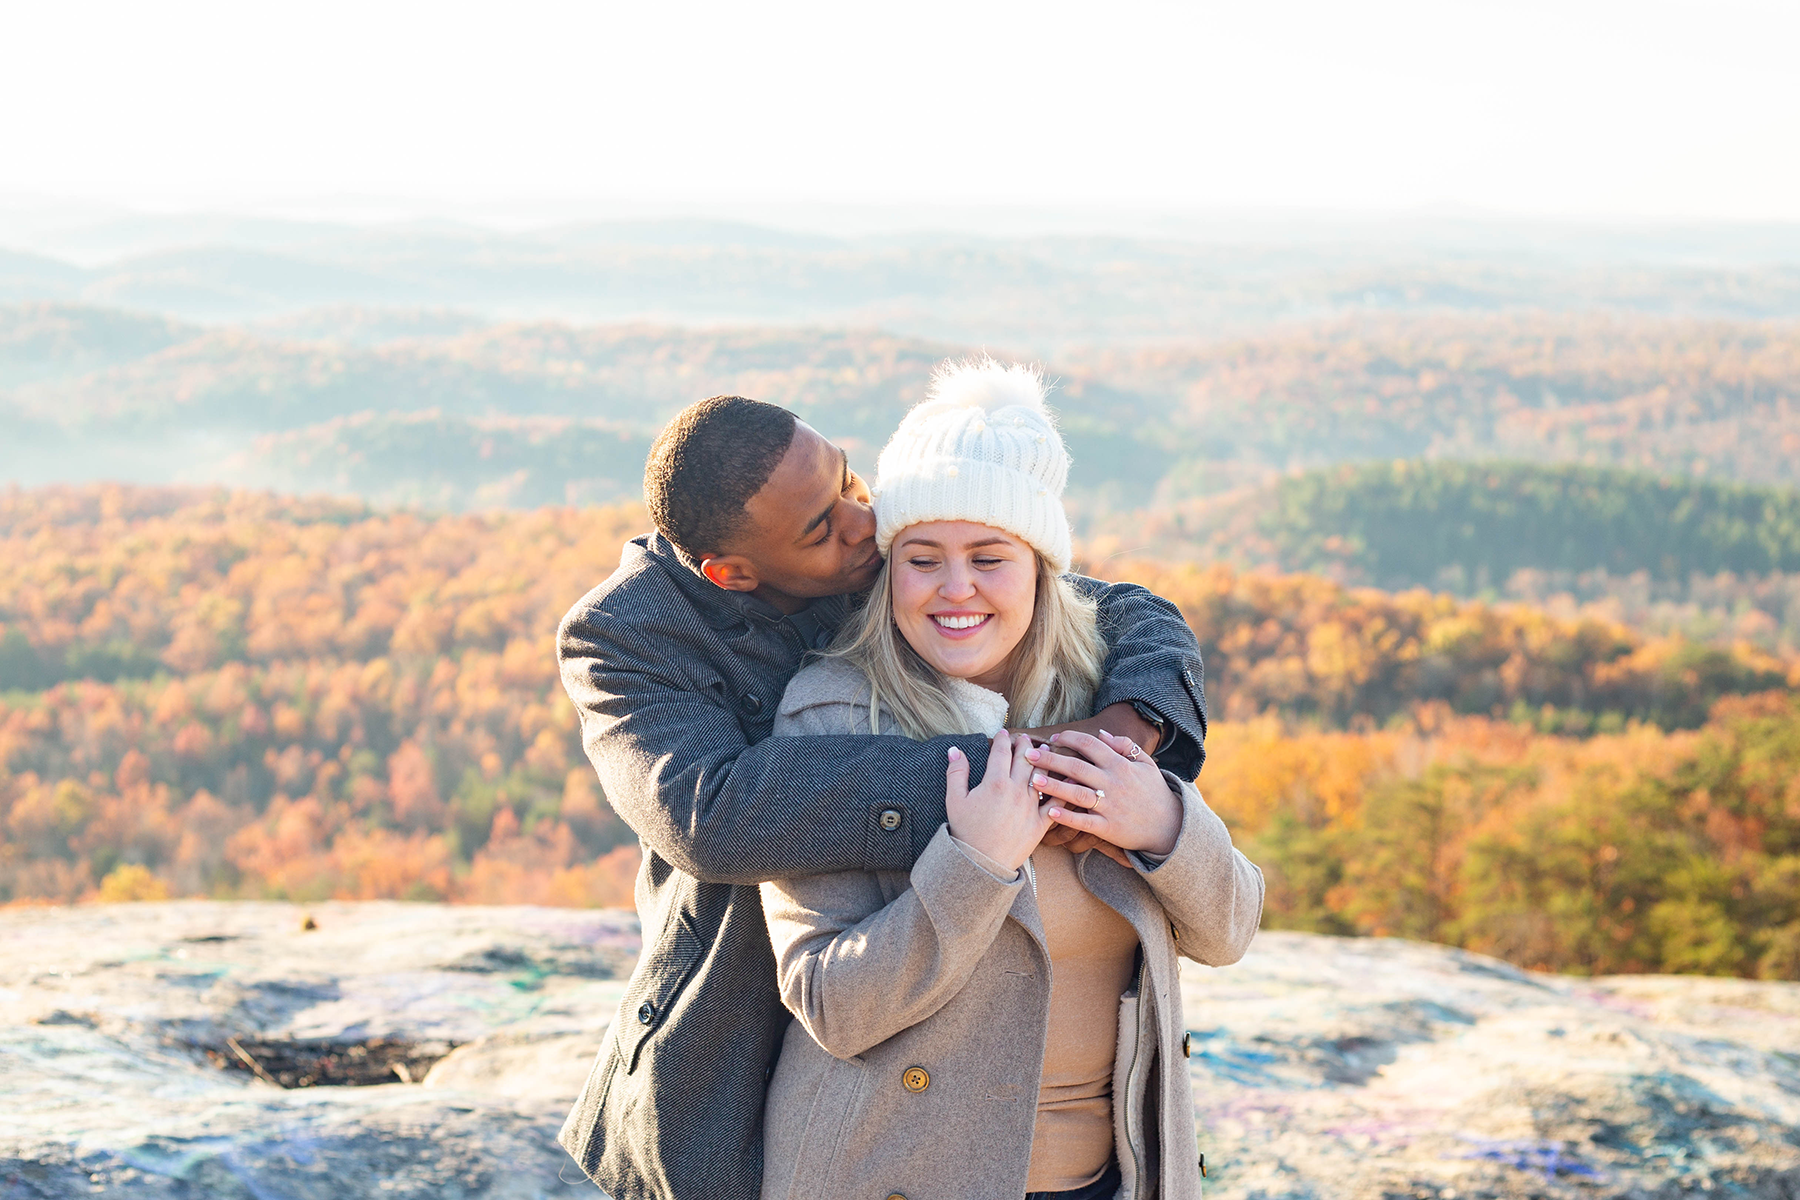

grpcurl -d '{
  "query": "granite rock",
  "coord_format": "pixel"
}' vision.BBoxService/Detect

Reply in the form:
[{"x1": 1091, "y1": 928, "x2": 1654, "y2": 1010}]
[
  {"x1": 2, "y1": 902, "x2": 634, "y2": 1199},
  {"x1": 3, "y1": 903, "x2": 1797, "y2": 1199}
]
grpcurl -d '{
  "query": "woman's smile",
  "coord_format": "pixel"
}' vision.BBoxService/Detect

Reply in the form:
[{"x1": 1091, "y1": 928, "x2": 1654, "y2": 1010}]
[{"x1": 930, "y1": 611, "x2": 992, "y2": 635}]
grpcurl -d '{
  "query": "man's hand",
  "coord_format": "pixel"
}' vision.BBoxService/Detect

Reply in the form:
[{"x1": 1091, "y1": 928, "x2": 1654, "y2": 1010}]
[
  {"x1": 1039, "y1": 822, "x2": 1133, "y2": 867},
  {"x1": 1018, "y1": 701, "x2": 1161, "y2": 756}
]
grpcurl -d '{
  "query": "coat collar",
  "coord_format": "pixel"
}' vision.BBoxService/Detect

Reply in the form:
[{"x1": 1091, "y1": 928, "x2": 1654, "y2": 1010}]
[
  {"x1": 1074, "y1": 851, "x2": 1169, "y2": 951},
  {"x1": 629, "y1": 529, "x2": 852, "y2": 639}
]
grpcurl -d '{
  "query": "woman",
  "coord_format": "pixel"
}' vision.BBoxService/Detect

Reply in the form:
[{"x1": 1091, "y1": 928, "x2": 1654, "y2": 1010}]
[{"x1": 760, "y1": 360, "x2": 1263, "y2": 1200}]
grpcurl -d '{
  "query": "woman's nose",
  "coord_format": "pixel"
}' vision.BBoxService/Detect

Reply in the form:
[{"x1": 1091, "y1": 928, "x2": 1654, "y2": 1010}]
[{"x1": 939, "y1": 566, "x2": 977, "y2": 601}]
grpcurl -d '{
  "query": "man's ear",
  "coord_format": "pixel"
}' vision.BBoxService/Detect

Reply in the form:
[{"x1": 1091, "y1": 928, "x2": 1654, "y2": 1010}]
[{"x1": 699, "y1": 553, "x2": 759, "y2": 593}]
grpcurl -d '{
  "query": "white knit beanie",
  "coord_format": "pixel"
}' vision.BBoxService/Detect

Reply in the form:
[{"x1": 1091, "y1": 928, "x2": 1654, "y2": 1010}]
[{"x1": 873, "y1": 358, "x2": 1072, "y2": 572}]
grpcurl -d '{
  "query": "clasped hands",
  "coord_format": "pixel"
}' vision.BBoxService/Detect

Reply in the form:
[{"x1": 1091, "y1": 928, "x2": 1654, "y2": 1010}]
[{"x1": 944, "y1": 728, "x2": 1182, "y2": 875}]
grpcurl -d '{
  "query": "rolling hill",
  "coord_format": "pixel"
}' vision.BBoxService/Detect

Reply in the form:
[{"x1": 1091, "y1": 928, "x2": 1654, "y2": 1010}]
[{"x1": 5, "y1": 305, "x2": 1800, "y2": 514}]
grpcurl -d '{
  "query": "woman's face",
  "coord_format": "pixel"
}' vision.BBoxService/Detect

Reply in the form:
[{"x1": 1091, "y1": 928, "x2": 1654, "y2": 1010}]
[{"x1": 890, "y1": 521, "x2": 1037, "y2": 694}]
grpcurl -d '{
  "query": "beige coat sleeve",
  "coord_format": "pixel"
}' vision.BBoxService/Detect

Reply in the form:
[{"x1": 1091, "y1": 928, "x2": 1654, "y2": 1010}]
[
  {"x1": 1134, "y1": 773, "x2": 1265, "y2": 966},
  {"x1": 760, "y1": 824, "x2": 1024, "y2": 1060}
]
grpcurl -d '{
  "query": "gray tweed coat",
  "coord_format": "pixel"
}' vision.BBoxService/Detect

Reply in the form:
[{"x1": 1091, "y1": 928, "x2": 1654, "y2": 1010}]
[{"x1": 760, "y1": 659, "x2": 1265, "y2": 1200}]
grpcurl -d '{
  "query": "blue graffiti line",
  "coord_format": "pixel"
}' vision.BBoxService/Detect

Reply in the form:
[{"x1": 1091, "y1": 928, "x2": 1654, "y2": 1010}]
[
  {"x1": 1192, "y1": 1043, "x2": 1289, "y2": 1087},
  {"x1": 1460, "y1": 1138, "x2": 1602, "y2": 1182}
]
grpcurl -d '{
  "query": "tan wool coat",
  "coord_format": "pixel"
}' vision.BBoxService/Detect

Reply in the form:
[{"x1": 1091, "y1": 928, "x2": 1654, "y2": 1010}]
[{"x1": 759, "y1": 658, "x2": 1265, "y2": 1200}]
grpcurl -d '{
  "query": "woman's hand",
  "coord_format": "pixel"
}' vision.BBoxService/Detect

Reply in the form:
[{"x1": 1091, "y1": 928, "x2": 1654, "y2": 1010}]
[
  {"x1": 946, "y1": 732, "x2": 1053, "y2": 873},
  {"x1": 1028, "y1": 730, "x2": 1182, "y2": 857}
]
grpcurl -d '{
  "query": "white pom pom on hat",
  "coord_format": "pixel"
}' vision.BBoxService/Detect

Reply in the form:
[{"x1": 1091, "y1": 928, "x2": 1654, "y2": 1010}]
[{"x1": 873, "y1": 358, "x2": 1072, "y2": 572}]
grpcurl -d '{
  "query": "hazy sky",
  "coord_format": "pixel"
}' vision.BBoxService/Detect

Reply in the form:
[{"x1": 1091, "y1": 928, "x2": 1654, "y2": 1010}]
[{"x1": 3, "y1": 0, "x2": 1796, "y2": 222}]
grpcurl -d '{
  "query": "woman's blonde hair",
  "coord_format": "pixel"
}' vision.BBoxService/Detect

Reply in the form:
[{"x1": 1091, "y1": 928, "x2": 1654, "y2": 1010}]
[{"x1": 826, "y1": 549, "x2": 1106, "y2": 739}]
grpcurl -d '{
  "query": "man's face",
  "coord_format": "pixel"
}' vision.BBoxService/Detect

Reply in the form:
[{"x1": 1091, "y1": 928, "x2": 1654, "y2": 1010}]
[{"x1": 718, "y1": 421, "x2": 880, "y2": 611}]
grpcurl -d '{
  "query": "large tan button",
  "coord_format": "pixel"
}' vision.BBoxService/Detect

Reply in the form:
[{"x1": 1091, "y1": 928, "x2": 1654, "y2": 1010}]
[
  {"x1": 1182, "y1": 1032, "x2": 1193, "y2": 1058},
  {"x1": 1170, "y1": 922, "x2": 1180, "y2": 942},
  {"x1": 887, "y1": 1194, "x2": 908, "y2": 1200},
  {"x1": 901, "y1": 1065, "x2": 930, "y2": 1093}
]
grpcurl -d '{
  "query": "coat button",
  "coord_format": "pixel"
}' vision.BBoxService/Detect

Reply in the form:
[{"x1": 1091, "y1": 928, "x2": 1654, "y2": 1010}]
[
  {"x1": 887, "y1": 1195, "x2": 908, "y2": 1200},
  {"x1": 740, "y1": 693, "x2": 763, "y2": 715},
  {"x1": 901, "y1": 1065, "x2": 930, "y2": 1093},
  {"x1": 878, "y1": 808, "x2": 903, "y2": 831},
  {"x1": 637, "y1": 1001, "x2": 656, "y2": 1025},
  {"x1": 1170, "y1": 922, "x2": 1180, "y2": 942},
  {"x1": 1182, "y1": 1032, "x2": 1193, "y2": 1058}
]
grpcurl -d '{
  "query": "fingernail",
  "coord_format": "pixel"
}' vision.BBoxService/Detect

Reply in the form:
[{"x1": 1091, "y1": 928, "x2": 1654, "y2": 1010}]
[
  {"x1": 1032, "y1": 774, "x2": 1048, "y2": 786},
  {"x1": 1098, "y1": 729, "x2": 1112, "y2": 738},
  {"x1": 1048, "y1": 732, "x2": 1060, "y2": 743},
  {"x1": 948, "y1": 747, "x2": 962, "y2": 761},
  {"x1": 1025, "y1": 748, "x2": 1041, "y2": 761}
]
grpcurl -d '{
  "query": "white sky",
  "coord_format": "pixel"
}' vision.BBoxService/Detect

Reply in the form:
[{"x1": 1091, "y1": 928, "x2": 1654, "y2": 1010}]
[{"x1": 2, "y1": 0, "x2": 1796, "y2": 222}]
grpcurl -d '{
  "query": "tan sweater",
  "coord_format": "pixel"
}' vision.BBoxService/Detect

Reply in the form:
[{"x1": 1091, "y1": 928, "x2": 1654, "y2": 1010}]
[
  {"x1": 957, "y1": 836, "x2": 1142, "y2": 1192},
  {"x1": 1029, "y1": 842, "x2": 1141, "y2": 1191}
]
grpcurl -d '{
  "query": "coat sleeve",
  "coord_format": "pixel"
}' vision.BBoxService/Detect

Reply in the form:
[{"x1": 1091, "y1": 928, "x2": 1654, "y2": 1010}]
[
  {"x1": 1081, "y1": 578, "x2": 1210, "y2": 780},
  {"x1": 557, "y1": 594, "x2": 991, "y2": 885},
  {"x1": 760, "y1": 823, "x2": 1023, "y2": 1060},
  {"x1": 1133, "y1": 774, "x2": 1264, "y2": 967}
]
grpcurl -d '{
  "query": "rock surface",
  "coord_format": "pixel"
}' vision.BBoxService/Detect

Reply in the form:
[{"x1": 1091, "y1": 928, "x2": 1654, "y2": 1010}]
[
  {"x1": 3, "y1": 902, "x2": 634, "y2": 1199},
  {"x1": 1189, "y1": 934, "x2": 1800, "y2": 1198},
  {"x1": 3, "y1": 902, "x2": 1797, "y2": 1199}
]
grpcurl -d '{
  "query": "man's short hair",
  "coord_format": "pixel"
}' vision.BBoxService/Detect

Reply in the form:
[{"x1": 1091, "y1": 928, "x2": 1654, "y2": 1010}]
[{"x1": 645, "y1": 395, "x2": 799, "y2": 557}]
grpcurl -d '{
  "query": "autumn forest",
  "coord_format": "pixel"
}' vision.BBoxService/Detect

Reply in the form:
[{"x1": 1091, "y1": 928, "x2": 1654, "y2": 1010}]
[{"x1": 3, "y1": 485, "x2": 1797, "y2": 979}]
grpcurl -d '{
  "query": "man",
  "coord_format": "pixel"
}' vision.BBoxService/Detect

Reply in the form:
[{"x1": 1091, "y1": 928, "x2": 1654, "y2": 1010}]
[{"x1": 556, "y1": 395, "x2": 1209, "y2": 1200}]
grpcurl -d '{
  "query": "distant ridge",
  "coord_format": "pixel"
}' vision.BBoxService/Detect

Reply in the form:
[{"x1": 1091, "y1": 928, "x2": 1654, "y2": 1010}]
[{"x1": 1, "y1": 222, "x2": 1798, "y2": 339}]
